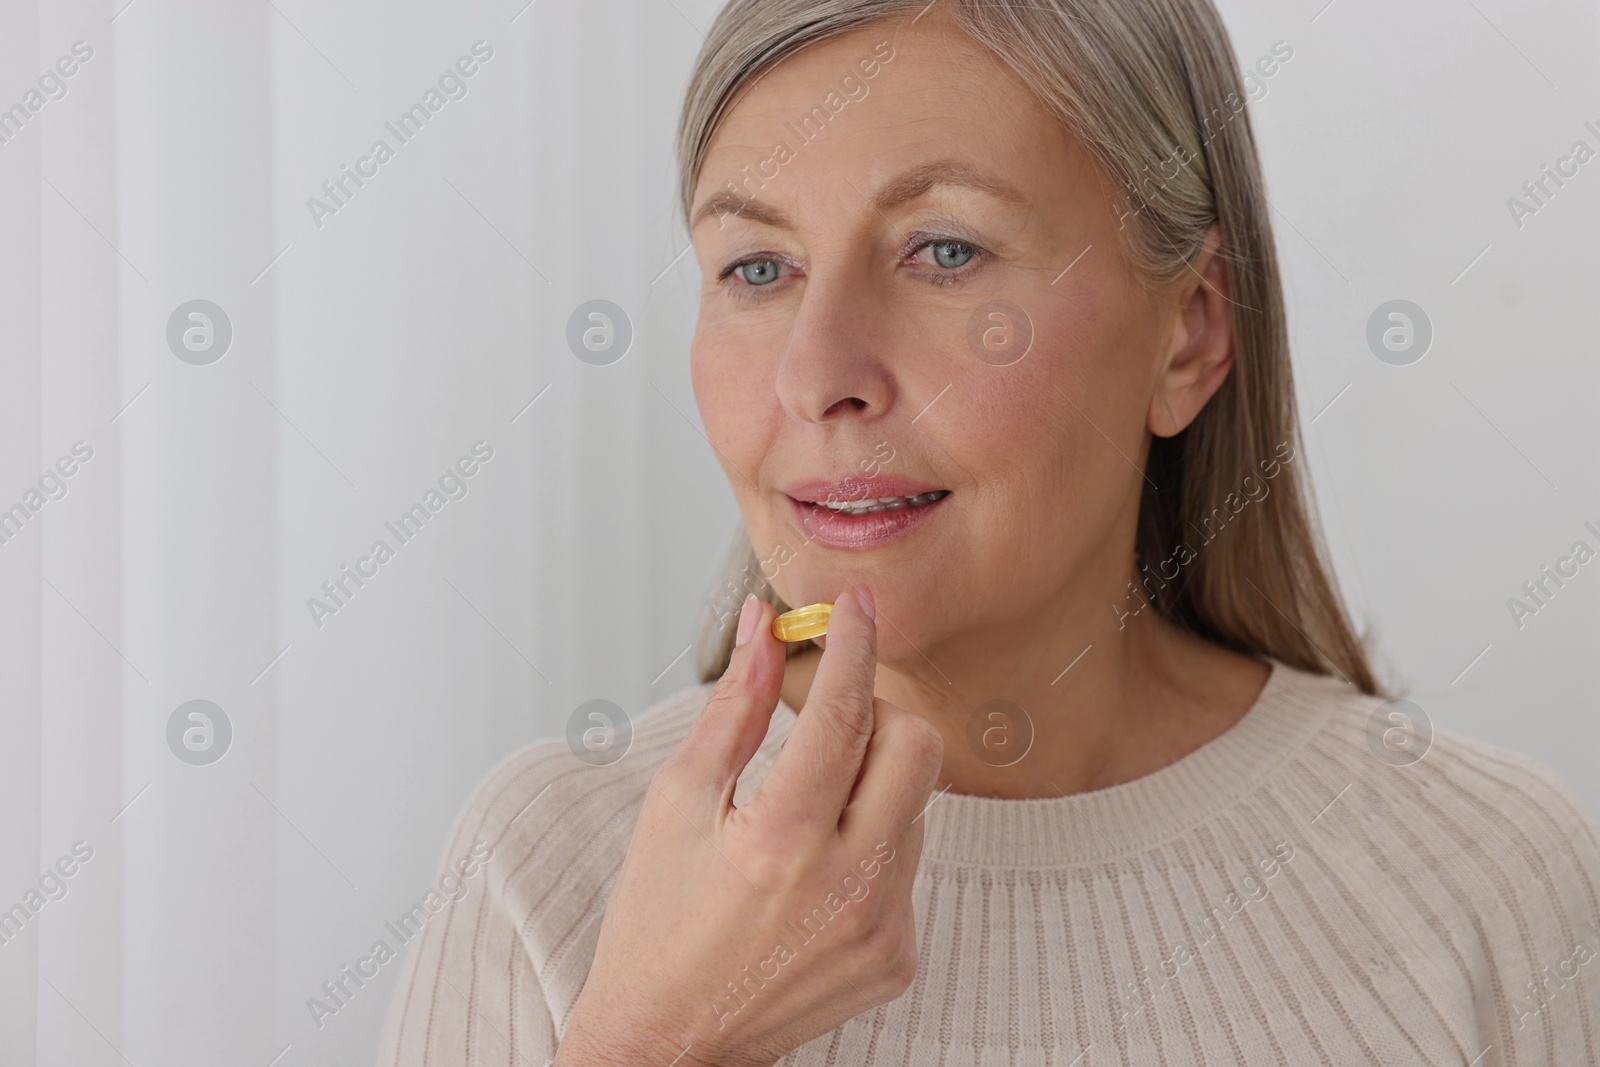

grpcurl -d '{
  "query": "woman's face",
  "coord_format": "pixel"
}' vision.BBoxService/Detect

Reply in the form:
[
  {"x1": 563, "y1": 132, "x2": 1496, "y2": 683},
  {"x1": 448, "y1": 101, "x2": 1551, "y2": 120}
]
[{"x1": 689, "y1": 16, "x2": 1195, "y2": 666}]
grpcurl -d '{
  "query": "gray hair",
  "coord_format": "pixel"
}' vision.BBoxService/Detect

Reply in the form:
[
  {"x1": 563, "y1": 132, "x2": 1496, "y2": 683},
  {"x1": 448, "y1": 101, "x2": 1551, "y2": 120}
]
[{"x1": 679, "y1": 0, "x2": 1381, "y2": 695}]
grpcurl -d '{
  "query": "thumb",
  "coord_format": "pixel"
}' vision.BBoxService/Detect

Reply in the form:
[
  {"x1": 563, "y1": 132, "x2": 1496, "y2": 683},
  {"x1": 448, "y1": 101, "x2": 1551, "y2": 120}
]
[{"x1": 674, "y1": 594, "x2": 787, "y2": 800}]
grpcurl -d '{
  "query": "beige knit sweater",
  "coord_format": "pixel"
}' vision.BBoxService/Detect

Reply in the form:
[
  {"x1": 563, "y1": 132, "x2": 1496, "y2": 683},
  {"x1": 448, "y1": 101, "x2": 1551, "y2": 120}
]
[{"x1": 376, "y1": 658, "x2": 1600, "y2": 1066}]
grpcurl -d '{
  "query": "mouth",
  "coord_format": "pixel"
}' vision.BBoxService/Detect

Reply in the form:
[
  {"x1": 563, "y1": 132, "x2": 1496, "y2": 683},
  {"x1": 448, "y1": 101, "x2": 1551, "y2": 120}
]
[
  {"x1": 804, "y1": 489, "x2": 951, "y2": 516},
  {"x1": 783, "y1": 478, "x2": 951, "y2": 549}
]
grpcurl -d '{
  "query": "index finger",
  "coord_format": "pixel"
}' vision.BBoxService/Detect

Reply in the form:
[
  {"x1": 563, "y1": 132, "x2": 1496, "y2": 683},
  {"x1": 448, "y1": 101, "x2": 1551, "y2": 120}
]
[{"x1": 752, "y1": 585, "x2": 879, "y2": 833}]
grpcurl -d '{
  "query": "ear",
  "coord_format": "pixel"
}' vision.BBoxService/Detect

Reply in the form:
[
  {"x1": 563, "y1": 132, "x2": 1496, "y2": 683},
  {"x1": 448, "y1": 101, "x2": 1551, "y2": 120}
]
[{"x1": 1147, "y1": 223, "x2": 1236, "y2": 439}]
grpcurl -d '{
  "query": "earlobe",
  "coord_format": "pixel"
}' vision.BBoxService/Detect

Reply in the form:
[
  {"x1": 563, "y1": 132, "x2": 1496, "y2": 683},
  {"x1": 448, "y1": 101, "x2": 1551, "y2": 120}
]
[{"x1": 1147, "y1": 224, "x2": 1235, "y2": 439}]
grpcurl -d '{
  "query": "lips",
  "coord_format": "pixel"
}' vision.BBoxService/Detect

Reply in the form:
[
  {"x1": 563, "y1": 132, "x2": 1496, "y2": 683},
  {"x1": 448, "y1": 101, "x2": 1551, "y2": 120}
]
[
  {"x1": 784, "y1": 475, "x2": 948, "y2": 505},
  {"x1": 783, "y1": 476, "x2": 951, "y2": 549}
]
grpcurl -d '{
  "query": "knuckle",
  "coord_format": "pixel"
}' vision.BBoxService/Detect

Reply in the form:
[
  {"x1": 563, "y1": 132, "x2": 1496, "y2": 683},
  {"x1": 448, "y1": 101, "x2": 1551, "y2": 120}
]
[
  {"x1": 850, "y1": 917, "x2": 917, "y2": 1002},
  {"x1": 742, "y1": 836, "x2": 804, "y2": 889},
  {"x1": 814, "y1": 693, "x2": 874, "y2": 743},
  {"x1": 649, "y1": 756, "x2": 681, "y2": 791},
  {"x1": 649, "y1": 753, "x2": 713, "y2": 813},
  {"x1": 829, "y1": 612, "x2": 876, "y2": 668},
  {"x1": 856, "y1": 609, "x2": 878, "y2": 657},
  {"x1": 856, "y1": 915, "x2": 907, "y2": 972},
  {"x1": 702, "y1": 672, "x2": 749, "y2": 717},
  {"x1": 885, "y1": 938, "x2": 920, "y2": 992},
  {"x1": 645, "y1": 759, "x2": 690, "y2": 812},
  {"x1": 686, "y1": 677, "x2": 755, "y2": 750},
  {"x1": 898, "y1": 712, "x2": 945, "y2": 766},
  {"x1": 741, "y1": 848, "x2": 783, "y2": 888}
]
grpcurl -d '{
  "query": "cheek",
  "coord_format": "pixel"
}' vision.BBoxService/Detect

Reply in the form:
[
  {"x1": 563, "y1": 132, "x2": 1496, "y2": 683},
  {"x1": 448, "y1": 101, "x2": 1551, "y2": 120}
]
[
  {"x1": 927, "y1": 305, "x2": 1094, "y2": 480},
  {"x1": 926, "y1": 299, "x2": 1141, "y2": 546},
  {"x1": 920, "y1": 374, "x2": 1081, "y2": 582},
  {"x1": 690, "y1": 334, "x2": 773, "y2": 493}
]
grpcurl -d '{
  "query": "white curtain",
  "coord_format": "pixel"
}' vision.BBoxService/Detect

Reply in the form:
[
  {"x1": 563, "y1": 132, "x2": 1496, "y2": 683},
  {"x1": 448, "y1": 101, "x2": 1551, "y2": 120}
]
[{"x1": 1, "y1": 0, "x2": 1595, "y2": 1064}]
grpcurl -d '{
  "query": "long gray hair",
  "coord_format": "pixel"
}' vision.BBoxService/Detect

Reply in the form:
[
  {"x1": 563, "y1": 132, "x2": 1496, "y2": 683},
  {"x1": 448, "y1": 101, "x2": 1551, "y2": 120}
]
[{"x1": 677, "y1": 0, "x2": 1381, "y2": 696}]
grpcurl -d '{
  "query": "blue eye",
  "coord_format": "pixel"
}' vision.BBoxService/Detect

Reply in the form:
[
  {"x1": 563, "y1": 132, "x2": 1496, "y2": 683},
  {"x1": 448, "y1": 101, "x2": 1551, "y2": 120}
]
[
  {"x1": 736, "y1": 260, "x2": 782, "y2": 285},
  {"x1": 927, "y1": 241, "x2": 976, "y2": 269}
]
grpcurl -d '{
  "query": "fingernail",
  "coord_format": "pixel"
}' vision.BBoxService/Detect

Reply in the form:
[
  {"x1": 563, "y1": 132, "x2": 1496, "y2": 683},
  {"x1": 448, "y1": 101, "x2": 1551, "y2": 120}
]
[
  {"x1": 853, "y1": 584, "x2": 876, "y2": 620},
  {"x1": 735, "y1": 594, "x2": 760, "y2": 647}
]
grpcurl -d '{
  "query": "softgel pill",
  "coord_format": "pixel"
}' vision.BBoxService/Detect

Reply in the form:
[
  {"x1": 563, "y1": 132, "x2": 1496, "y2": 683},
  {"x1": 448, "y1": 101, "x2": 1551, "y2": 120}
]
[{"x1": 772, "y1": 602, "x2": 833, "y2": 642}]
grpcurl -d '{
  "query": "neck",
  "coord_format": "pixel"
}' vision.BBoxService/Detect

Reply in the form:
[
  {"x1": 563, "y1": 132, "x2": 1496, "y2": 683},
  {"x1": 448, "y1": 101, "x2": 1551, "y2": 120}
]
[{"x1": 779, "y1": 567, "x2": 1270, "y2": 799}]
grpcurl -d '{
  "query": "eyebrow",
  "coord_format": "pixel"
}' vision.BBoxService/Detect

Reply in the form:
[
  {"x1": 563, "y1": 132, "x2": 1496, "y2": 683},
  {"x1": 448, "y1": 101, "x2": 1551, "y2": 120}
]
[
  {"x1": 690, "y1": 191, "x2": 792, "y2": 231},
  {"x1": 689, "y1": 159, "x2": 1027, "y2": 231}
]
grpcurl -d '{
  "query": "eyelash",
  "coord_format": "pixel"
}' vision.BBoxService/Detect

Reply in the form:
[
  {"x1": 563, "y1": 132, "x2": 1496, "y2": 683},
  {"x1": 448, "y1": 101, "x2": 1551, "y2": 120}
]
[
  {"x1": 716, "y1": 254, "x2": 799, "y2": 296},
  {"x1": 905, "y1": 236, "x2": 985, "y2": 285},
  {"x1": 717, "y1": 234, "x2": 987, "y2": 299}
]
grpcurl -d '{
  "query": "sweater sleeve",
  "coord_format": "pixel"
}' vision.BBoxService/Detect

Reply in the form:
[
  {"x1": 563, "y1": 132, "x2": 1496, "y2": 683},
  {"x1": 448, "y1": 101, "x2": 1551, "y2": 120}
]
[
  {"x1": 375, "y1": 753, "x2": 562, "y2": 1067},
  {"x1": 1508, "y1": 756, "x2": 1600, "y2": 1054}
]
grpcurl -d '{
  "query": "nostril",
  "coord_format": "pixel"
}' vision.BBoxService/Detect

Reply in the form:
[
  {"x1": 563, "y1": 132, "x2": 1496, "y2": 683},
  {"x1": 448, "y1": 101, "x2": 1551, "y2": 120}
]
[{"x1": 824, "y1": 397, "x2": 869, "y2": 417}]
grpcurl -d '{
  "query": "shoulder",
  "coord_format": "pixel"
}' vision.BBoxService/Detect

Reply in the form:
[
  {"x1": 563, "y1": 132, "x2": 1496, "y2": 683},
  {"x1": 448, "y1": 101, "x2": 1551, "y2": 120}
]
[
  {"x1": 1277, "y1": 663, "x2": 1600, "y2": 868},
  {"x1": 1265, "y1": 663, "x2": 1600, "y2": 1016}
]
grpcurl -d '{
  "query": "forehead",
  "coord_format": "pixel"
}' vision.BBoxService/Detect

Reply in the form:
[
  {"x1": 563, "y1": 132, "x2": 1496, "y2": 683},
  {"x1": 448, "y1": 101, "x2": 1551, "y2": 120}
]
[{"x1": 695, "y1": 17, "x2": 1085, "y2": 217}]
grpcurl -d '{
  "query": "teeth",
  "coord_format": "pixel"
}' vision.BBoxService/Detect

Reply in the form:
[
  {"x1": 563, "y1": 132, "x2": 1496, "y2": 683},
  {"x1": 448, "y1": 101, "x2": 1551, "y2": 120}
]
[{"x1": 810, "y1": 490, "x2": 949, "y2": 516}]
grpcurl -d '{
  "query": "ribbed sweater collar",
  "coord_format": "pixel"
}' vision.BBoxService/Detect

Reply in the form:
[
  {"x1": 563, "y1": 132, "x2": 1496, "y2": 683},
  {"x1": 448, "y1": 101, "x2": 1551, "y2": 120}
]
[{"x1": 768, "y1": 657, "x2": 1347, "y2": 868}]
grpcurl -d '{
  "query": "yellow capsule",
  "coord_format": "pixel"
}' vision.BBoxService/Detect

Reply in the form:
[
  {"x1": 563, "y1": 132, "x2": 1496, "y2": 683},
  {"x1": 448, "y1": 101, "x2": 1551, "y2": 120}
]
[{"x1": 772, "y1": 602, "x2": 833, "y2": 642}]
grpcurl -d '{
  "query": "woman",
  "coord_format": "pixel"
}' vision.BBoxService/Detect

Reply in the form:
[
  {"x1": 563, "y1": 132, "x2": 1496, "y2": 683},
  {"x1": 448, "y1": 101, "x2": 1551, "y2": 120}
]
[{"x1": 379, "y1": 1, "x2": 1600, "y2": 1063}]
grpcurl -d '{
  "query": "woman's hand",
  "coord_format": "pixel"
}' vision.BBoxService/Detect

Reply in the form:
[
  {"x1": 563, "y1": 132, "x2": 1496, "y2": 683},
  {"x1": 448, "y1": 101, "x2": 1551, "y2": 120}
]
[{"x1": 555, "y1": 587, "x2": 944, "y2": 1067}]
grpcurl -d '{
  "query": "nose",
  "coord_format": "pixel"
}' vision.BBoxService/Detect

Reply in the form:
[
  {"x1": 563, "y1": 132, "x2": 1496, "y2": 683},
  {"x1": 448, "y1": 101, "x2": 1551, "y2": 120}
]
[{"x1": 773, "y1": 273, "x2": 897, "y2": 425}]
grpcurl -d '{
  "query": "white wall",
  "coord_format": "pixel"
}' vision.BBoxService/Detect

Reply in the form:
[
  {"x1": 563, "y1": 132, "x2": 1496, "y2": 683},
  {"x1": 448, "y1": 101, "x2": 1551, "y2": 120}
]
[{"x1": 1, "y1": 0, "x2": 1596, "y2": 1063}]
